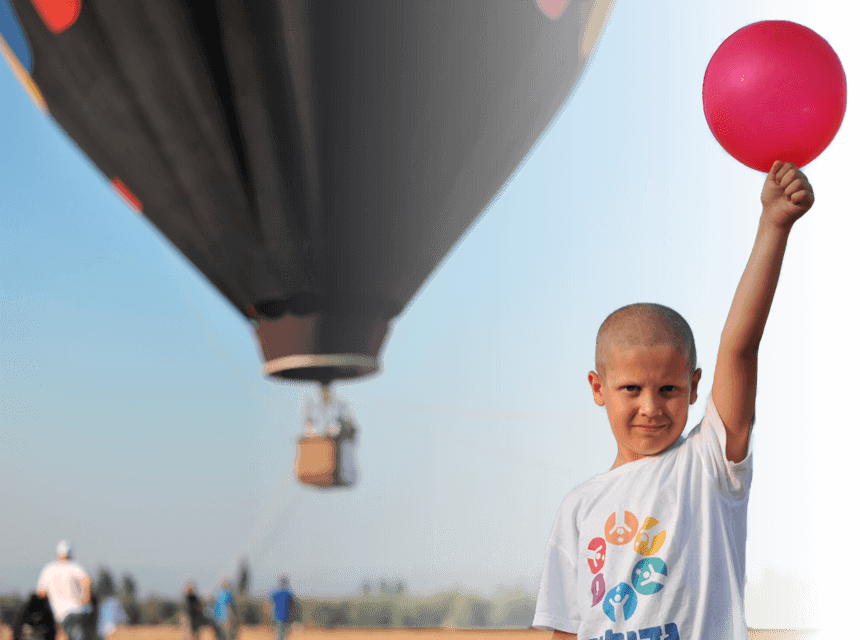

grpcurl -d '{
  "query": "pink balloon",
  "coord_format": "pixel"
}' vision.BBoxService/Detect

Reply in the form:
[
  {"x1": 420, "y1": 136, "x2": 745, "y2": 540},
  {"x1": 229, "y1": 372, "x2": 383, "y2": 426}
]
[{"x1": 703, "y1": 20, "x2": 847, "y2": 172}]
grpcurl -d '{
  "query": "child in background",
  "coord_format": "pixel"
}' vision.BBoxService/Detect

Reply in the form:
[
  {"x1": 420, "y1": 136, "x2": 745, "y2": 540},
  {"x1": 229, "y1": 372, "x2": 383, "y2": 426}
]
[{"x1": 269, "y1": 576, "x2": 295, "y2": 640}]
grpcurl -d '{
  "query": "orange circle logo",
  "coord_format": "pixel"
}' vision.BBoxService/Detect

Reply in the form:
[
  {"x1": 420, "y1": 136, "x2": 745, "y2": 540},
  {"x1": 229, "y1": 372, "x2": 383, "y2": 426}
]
[{"x1": 604, "y1": 510, "x2": 639, "y2": 545}]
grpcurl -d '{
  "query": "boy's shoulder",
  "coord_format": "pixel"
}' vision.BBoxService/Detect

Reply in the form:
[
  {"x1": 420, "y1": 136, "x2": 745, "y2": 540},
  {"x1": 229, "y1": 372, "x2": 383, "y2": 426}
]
[
  {"x1": 555, "y1": 428, "x2": 703, "y2": 518},
  {"x1": 557, "y1": 394, "x2": 751, "y2": 521},
  {"x1": 555, "y1": 466, "x2": 627, "y2": 519},
  {"x1": 563, "y1": 469, "x2": 613, "y2": 502},
  {"x1": 562, "y1": 439, "x2": 687, "y2": 501}
]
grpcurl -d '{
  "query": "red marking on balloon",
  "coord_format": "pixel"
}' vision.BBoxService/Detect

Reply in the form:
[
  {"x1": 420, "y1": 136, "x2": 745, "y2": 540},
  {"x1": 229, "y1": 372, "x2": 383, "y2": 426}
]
[
  {"x1": 30, "y1": 0, "x2": 81, "y2": 34},
  {"x1": 535, "y1": 0, "x2": 571, "y2": 20},
  {"x1": 111, "y1": 177, "x2": 143, "y2": 213},
  {"x1": 703, "y1": 20, "x2": 847, "y2": 172}
]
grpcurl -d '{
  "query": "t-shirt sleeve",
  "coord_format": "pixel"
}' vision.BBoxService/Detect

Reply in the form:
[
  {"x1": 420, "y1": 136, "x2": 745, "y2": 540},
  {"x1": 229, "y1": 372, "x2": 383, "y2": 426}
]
[
  {"x1": 694, "y1": 394, "x2": 753, "y2": 500},
  {"x1": 533, "y1": 509, "x2": 580, "y2": 633},
  {"x1": 74, "y1": 564, "x2": 89, "y2": 583},
  {"x1": 69, "y1": 563, "x2": 89, "y2": 596},
  {"x1": 533, "y1": 540, "x2": 580, "y2": 632}
]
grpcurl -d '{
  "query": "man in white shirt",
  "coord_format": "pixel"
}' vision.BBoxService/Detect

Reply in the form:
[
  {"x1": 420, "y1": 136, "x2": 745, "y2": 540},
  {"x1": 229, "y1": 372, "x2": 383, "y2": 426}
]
[{"x1": 36, "y1": 541, "x2": 93, "y2": 640}]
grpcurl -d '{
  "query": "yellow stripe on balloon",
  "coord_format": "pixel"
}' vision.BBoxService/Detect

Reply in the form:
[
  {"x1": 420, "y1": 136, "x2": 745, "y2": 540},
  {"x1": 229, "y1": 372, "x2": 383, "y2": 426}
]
[
  {"x1": 581, "y1": 0, "x2": 617, "y2": 58},
  {"x1": 0, "y1": 32, "x2": 48, "y2": 113}
]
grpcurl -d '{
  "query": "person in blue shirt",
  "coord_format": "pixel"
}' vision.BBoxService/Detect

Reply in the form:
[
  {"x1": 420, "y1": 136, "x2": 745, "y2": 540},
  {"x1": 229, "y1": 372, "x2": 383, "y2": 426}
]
[
  {"x1": 269, "y1": 576, "x2": 294, "y2": 640},
  {"x1": 97, "y1": 593, "x2": 126, "y2": 639},
  {"x1": 212, "y1": 580, "x2": 237, "y2": 640}
]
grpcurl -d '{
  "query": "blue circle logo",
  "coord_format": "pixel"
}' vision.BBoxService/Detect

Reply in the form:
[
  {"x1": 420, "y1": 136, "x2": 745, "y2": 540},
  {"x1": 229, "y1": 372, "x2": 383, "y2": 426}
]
[
  {"x1": 602, "y1": 582, "x2": 637, "y2": 622},
  {"x1": 632, "y1": 557, "x2": 668, "y2": 595}
]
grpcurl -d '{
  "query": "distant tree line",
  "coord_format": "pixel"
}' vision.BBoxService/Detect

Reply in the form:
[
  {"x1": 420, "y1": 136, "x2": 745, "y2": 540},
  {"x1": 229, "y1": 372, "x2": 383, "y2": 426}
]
[{"x1": 302, "y1": 581, "x2": 536, "y2": 629}]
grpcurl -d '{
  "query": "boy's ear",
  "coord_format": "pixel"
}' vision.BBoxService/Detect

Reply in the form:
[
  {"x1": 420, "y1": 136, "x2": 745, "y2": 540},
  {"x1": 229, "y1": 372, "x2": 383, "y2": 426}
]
[
  {"x1": 588, "y1": 371, "x2": 606, "y2": 406},
  {"x1": 689, "y1": 368, "x2": 703, "y2": 404}
]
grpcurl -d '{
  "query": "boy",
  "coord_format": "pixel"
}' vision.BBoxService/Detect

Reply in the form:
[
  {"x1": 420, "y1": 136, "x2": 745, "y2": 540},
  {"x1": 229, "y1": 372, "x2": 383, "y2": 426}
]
[{"x1": 532, "y1": 161, "x2": 814, "y2": 639}]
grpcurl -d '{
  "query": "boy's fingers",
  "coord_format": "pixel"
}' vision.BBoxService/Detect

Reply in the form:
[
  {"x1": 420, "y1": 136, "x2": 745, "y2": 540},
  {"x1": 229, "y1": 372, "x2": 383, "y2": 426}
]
[
  {"x1": 768, "y1": 160, "x2": 783, "y2": 180},
  {"x1": 785, "y1": 174, "x2": 810, "y2": 193},
  {"x1": 775, "y1": 162, "x2": 791, "y2": 181},
  {"x1": 790, "y1": 189, "x2": 814, "y2": 205},
  {"x1": 776, "y1": 161, "x2": 803, "y2": 184},
  {"x1": 785, "y1": 176, "x2": 813, "y2": 196}
]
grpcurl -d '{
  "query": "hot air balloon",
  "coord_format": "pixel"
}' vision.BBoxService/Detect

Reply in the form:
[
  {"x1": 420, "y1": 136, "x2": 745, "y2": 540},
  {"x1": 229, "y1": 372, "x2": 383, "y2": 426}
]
[{"x1": 1, "y1": 0, "x2": 615, "y2": 486}]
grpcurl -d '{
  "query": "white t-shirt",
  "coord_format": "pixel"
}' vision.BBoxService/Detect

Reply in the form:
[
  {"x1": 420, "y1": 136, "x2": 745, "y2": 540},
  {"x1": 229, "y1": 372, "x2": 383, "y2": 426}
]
[
  {"x1": 533, "y1": 395, "x2": 753, "y2": 640},
  {"x1": 37, "y1": 560, "x2": 90, "y2": 622}
]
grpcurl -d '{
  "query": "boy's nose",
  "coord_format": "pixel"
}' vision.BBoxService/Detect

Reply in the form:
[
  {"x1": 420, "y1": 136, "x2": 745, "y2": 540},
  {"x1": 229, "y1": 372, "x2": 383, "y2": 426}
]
[{"x1": 638, "y1": 393, "x2": 663, "y2": 417}]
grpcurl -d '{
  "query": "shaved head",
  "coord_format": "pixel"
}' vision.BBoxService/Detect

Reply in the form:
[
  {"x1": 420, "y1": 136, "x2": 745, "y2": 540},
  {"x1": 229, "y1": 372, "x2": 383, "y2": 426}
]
[{"x1": 595, "y1": 303, "x2": 697, "y2": 376}]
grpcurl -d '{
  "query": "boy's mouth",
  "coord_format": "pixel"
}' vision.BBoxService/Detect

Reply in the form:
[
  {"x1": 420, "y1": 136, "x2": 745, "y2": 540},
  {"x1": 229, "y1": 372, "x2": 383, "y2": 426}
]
[{"x1": 634, "y1": 424, "x2": 667, "y2": 432}]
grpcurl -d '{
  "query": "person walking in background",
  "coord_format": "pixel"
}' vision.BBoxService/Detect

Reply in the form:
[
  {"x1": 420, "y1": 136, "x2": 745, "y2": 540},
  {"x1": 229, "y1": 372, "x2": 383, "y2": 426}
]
[
  {"x1": 268, "y1": 577, "x2": 294, "y2": 640},
  {"x1": 12, "y1": 592, "x2": 56, "y2": 640},
  {"x1": 96, "y1": 588, "x2": 126, "y2": 640},
  {"x1": 36, "y1": 541, "x2": 94, "y2": 640},
  {"x1": 183, "y1": 582, "x2": 222, "y2": 640},
  {"x1": 213, "y1": 580, "x2": 238, "y2": 640},
  {"x1": 183, "y1": 582, "x2": 205, "y2": 640}
]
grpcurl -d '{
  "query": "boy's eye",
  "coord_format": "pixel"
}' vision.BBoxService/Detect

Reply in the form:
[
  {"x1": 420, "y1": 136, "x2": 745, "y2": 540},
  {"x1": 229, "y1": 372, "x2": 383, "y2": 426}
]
[{"x1": 621, "y1": 385, "x2": 679, "y2": 393}]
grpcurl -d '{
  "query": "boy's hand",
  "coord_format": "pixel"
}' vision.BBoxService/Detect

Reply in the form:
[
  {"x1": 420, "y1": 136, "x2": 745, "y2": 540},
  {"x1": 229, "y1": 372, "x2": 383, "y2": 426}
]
[{"x1": 760, "y1": 160, "x2": 814, "y2": 229}]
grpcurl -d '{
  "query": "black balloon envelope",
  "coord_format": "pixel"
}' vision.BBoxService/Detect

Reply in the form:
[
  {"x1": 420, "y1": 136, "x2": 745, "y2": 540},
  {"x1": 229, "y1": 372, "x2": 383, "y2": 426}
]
[{"x1": 2, "y1": 0, "x2": 612, "y2": 384}]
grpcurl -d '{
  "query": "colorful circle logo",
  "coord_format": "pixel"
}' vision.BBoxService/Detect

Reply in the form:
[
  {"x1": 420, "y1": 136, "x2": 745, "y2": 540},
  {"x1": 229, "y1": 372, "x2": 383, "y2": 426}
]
[
  {"x1": 587, "y1": 537, "x2": 607, "y2": 574},
  {"x1": 633, "y1": 517, "x2": 666, "y2": 556},
  {"x1": 604, "y1": 510, "x2": 639, "y2": 545},
  {"x1": 590, "y1": 573, "x2": 606, "y2": 607},
  {"x1": 602, "y1": 582, "x2": 637, "y2": 622},
  {"x1": 632, "y1": 558, "x2": 668, "y2": 595}
]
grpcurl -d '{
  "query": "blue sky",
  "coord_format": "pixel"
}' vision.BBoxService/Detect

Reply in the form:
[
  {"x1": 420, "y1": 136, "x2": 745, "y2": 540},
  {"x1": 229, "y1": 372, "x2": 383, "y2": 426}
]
[{"x1": 2, "y1": 0, "x2": 856, "y2": 633}]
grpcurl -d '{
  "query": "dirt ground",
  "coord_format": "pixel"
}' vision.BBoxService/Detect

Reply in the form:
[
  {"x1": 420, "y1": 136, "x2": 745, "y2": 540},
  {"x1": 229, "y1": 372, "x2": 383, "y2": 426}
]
[{"x1": 0, "y1": 624, "x2": 820, "y2": 640}]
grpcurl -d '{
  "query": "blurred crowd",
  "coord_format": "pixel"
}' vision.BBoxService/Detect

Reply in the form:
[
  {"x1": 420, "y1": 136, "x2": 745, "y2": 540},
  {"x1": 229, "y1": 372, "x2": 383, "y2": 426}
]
[{"x1": 9, "y1": 542, "x2": 295, "y2": 640}]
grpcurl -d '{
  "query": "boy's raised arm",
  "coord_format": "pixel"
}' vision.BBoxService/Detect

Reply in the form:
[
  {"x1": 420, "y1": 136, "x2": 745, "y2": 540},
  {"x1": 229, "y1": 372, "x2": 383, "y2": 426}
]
[{"x1": 712, "y1": 161, "x2": 814, "y2": 463}]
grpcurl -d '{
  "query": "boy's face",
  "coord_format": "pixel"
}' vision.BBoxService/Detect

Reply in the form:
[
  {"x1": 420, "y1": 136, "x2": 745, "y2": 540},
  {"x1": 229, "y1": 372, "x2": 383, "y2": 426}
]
[{"x1": 588, "y1": 343, "x2": 702, "y2": 469}]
